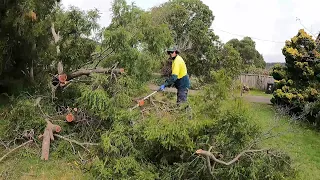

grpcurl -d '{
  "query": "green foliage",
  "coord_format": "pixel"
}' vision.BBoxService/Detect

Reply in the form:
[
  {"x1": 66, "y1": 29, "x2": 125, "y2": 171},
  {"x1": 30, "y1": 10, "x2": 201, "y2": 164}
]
[
  {"x1": 226, "y1": 37, "x2": 266, "y2": 70},
  {"x1": 84, "y1": 68, "x2": 294, "y2": 179},
  {"x1": 271, "y1": 29, "x2": 320, "y2": 128},
  {"x1": 215, "y1": 44, "x2": 243, "y2": 79},
  {"x1": 101, "y1": 0, "x2": 173, "y2": 82},
  {"x1": 271, "y1": 64, "x2": 287, "y2": 80},
  {"x1": 0, "y1": 0, "x2": 57, "y2": 83},
  {"x1": 246, "y1": 65, "x2": 270, "y2": 75},
  {"x1": 53, "y1": 6, "x2": 101, "y2": 71},
  {"x1": 151, "y1": 0, "x2": 221, "y2": 78},
  {"x1": 0, "y1": 97, "x2": 48, "y2": 140},
  {"x1": 0, "y1": 1, "x2": 103, "y2": 94},
  {"x1": 214, "y1": 107, "x2": 260, "y2": 155},
  {"x1": 197, "y1": 69, "x2": 233, "y2": 117},
  {"x1": 216, "y1": 150, "x2": 294, "y2": 179}
]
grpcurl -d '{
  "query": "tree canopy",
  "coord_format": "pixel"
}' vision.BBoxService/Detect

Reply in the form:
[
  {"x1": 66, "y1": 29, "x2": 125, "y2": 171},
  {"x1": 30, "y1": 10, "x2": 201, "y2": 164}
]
[
  {"x1": 150, "y1": 0, "x2": 221, "y2": 78},
  {"x1": 226, "y1": 37, "x2": 266, "y2": 70}
]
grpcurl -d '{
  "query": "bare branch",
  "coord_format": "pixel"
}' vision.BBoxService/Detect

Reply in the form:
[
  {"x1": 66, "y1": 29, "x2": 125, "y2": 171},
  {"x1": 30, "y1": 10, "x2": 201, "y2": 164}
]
[
  {"x1": 94, "y1": 49, "x2": 114, "y2": 68},
  {"x1": 196, "y1": 147, "x2": 267, "y2": 166},
  {"x1": 0, "y1": 140, "x2": 33, "y2": 163},
  {"x1": 57, "y1": 61, "x2": 63, "y2": 75},
  {"x1": 54, "y1": 134, "x2": 99, "y2": 152},
  {"x1": 68, "y1": 68, "x2": 124, "y2": 80},
  {"x1": 51, "y1": 23, "x2": 60, "y2": 44}
]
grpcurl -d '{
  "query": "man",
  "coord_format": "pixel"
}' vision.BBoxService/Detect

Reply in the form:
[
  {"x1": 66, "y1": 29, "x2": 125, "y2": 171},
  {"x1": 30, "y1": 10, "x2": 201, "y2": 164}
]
[{"x1": 159, "y1": 47, "x2": 190, "y2": 105}]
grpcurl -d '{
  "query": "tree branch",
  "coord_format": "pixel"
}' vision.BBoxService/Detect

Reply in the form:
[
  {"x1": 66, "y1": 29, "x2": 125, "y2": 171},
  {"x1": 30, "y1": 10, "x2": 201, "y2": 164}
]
[
  {"x1": 94, "y1": 49, "x2": 114, "y2": 68},
  {"x1": 51, "y1": 22, "x2": 60, "y2": 44},
  {"x1": 196, "y1": 147, "x2": 267, "y2": 166},
  {"x1": 0, "y1": 140, "x2": 33, "y2": 163},
  {"x1": 67, "y1": 67, "x2": 124, "y2": 80},
  {"x1": 54, "y1": 134, "x2": 99, "y2": 152}
]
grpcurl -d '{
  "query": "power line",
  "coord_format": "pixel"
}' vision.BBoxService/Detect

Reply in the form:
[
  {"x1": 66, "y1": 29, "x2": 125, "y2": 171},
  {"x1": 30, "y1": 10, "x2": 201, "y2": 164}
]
[
  {"x1": 295, "y1": 17, "x2": 318, "y2": 39},
  {"x1": 213, "y1": 26, "x2": 286, "y2": 44}
]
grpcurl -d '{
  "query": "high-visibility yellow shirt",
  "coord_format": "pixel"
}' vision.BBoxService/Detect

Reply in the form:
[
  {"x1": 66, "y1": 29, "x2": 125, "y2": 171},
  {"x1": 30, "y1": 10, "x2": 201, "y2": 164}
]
[{"x1": 172, "y1": 55, "x2": 188, "y2": 79}]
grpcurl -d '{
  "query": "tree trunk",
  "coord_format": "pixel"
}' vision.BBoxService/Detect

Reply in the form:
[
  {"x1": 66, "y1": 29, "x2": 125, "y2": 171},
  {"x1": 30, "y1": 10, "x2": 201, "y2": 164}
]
[{"x1": 30, "y1": 59, "x2": 34, "y2": 82}]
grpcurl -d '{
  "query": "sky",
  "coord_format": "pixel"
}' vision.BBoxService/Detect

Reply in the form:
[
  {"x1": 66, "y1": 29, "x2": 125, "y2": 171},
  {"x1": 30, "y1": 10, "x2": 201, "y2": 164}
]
[{"x1": 62, "y1": 0, "x2": 320, "y2": 63}]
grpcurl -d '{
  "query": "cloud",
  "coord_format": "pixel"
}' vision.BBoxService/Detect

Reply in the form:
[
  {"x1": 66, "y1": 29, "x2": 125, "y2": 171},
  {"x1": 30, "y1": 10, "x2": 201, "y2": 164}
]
[{"x1": 62, "y1": 0, "x2": 320, "y2": 63}]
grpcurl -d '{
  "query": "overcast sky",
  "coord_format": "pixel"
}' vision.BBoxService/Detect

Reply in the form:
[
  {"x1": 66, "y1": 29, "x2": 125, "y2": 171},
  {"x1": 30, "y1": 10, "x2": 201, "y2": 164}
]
[{"x1": 62, "y1": 0, "x2": 320, "y2": 63}]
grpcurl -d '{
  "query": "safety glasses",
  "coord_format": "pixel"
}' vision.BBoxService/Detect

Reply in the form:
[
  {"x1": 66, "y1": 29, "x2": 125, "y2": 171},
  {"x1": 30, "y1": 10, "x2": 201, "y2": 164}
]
[{"x1": 167, "y1": 51, "x2": 174, "y2": 55}]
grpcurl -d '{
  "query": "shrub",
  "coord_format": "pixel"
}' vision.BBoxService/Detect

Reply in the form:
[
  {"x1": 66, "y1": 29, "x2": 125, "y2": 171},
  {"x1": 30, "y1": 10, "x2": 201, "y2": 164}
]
[{"x1": 271, "y1": 29, "x2": 320, "y2": 128}]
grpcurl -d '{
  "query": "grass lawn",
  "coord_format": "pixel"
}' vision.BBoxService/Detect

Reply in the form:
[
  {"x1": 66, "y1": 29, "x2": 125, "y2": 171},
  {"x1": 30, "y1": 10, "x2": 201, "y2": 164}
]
[
  {"x1": 247, "y1": 89, "x2": 273, "y2": 98},
  {"x1": 248, "y1": 102, "x2": 320, "y2": 180},
  {"x1": 0, "y1": 155, "x2": 93, "y2": 179}
]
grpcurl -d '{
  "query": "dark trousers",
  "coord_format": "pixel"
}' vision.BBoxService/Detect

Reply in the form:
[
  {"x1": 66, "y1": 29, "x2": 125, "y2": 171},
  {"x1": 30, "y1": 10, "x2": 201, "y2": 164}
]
[{"x1": 177, "y1": 88, "x2": 188, "y2": 104}]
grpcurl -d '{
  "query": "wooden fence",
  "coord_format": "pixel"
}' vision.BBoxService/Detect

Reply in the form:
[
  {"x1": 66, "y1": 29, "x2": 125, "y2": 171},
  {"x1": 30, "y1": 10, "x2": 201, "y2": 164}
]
[{"x1": 239, "y1": 74, "x2": 275, "y2": 91}]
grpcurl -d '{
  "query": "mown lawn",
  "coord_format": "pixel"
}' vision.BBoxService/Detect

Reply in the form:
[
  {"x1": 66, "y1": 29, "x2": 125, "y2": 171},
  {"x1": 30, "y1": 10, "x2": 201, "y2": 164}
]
[
  {"x1": 0, "y1": 156, "x2": 93, "y2": 179},
  {"x1": 248, "y1": 102, "x2": 320, "y2": 180},
  {"x1": 247, "y1": 89, "x2": 273, "y2": 98}
]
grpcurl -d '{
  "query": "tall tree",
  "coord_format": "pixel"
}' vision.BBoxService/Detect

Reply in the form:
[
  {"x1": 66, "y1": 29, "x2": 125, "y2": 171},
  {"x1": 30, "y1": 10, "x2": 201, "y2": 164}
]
[
  {"x1": 0, "y1": 0, "x2": 58, "y2": 85},
  {"x1": 53, "y1": 6, "x2": 101, "y2": 71},
  {"x1": 150, "y1": 0, "x2": 220, "y2": 78},
  {"x1": 226, "y1": 37, "x2": 266, "y2": 70},
  {"x1": 0, "y1": 1, "x2": 102, "y2": 93},
  {"x1": 100, "y1": 0, "x2": 173, "y2": 82}
]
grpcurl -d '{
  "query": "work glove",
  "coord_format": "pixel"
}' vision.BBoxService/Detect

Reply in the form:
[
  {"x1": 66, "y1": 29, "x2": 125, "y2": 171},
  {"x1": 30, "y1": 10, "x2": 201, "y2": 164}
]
[{"x1": 159, "y1": 84, "x2": 165, "y2": 91}]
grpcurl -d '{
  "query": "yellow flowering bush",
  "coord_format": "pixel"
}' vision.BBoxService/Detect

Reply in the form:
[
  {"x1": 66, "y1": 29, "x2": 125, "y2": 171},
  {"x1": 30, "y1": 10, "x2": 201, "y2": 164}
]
[{"x1": 271, "y1": 29, "x2": 320, "y2": 128}]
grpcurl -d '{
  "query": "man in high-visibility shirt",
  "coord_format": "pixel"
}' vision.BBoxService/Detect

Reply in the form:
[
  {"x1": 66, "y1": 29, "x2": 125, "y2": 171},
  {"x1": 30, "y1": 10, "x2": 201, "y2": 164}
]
[{"x1": 159, "y1": 47, "x2": 190, "y2": 104}]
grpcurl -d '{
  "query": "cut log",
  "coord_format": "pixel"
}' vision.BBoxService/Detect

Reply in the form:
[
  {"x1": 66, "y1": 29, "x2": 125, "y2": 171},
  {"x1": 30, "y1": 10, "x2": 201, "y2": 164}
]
[{"x1": 40, "y1": 119, "x2": 61, "y2": 160}]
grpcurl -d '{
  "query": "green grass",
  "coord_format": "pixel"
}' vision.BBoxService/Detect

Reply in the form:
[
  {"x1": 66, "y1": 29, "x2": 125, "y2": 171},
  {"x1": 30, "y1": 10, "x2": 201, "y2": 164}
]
[
  {"x1": 0, "y1": 154, "x2": 93, "y2": 180},
  {"x1": 247, "y1": 103, "x2": 320, "y2": 180},
  {"x1": 247, "y1": 89, "x2": 273, "y2": 97}
]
